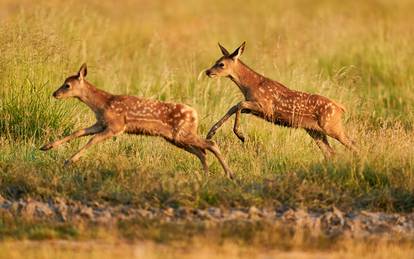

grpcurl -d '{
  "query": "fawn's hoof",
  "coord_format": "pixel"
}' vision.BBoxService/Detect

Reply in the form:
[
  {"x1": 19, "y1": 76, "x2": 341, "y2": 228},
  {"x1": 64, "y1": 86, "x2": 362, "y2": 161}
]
[
  {"x1": 235, "y1": 133, "x2": 245, "y2": 143},
  {"x1": 40, "y1": 143, "x2": 53, "y2": 151}
]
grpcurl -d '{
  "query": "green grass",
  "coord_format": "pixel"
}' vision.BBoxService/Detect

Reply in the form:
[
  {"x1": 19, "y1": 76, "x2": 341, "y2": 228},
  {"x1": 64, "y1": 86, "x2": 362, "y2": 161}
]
[{"x1": 0, "y1": 0, "x2": 414, "y2": 214}]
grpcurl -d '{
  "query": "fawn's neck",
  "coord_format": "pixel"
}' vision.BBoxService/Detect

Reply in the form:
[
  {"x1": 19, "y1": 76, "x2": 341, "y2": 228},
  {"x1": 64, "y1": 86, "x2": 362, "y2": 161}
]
[
  {"x1": 229, "y1": 60, "x2": 289, "y2": 95},
  {"x1": 77, "y1": 81, "x2": 113, "y2": 112},
  {"x1": 229, "y1": 60, "x2": 266, "y2": 93}
]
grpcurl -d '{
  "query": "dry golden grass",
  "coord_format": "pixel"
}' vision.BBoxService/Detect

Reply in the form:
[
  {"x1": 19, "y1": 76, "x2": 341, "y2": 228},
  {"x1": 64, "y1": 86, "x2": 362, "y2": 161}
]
[{"x1": 0, "y1": 239, "x2": 413, "y2": 259}]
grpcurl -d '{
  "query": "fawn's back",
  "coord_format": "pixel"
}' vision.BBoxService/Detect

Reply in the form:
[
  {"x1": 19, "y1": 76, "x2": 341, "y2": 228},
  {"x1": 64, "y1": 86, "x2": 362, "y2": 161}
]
[
  {"x1": 106, "y1": 96, "x2": 198, "y2": 140},
  {"x1": 248, "y1": 77, "x2": 345, "y2": 131}
]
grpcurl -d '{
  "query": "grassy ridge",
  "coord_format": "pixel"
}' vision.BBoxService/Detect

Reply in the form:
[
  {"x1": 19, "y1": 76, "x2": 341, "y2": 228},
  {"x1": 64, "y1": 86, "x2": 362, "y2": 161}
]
[{"x1": 0, "y1": 0, "x2": 414, "y2": 212}]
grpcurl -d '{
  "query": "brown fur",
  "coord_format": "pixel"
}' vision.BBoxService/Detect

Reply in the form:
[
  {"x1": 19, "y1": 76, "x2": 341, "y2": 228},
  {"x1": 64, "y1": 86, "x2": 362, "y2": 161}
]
[
  {"x1": 205, "y1": 42, "x2": 357, "y2": 157},
  {"x1": 41, "y1": 64, "x2": 234, "y2": 179}
]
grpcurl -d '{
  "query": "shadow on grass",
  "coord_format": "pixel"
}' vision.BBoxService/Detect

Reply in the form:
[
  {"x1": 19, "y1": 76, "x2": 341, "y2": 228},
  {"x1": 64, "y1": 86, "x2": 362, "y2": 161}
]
[{"x1": 0, "y1": 159, "x2": 413, "y2": 212}]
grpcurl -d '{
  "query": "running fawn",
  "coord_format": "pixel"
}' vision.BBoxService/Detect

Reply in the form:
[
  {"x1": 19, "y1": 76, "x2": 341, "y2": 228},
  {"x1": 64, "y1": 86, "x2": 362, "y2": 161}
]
[
  {"x1": 205, "y1": 42, "x2": 357, "y2": 157},
  {"x1": 40, "y1": 64, "x2": 234, "y2": 179}
]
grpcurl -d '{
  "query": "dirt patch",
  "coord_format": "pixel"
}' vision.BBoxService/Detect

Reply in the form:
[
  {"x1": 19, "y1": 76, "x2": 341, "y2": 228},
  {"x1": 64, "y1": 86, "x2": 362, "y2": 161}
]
[{"x1": 1, "y1": 195, "x2": 413, "y2": 239}]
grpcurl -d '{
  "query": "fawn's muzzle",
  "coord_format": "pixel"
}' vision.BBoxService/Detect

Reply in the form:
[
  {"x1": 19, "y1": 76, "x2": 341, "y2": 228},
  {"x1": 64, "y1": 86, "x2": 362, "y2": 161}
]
[
  {"x1": 205, "y1": 70, "x2": 213, "y2": 77},
  {"x1": 52, "y1": 90, "x2": 61, "y2": 99}
]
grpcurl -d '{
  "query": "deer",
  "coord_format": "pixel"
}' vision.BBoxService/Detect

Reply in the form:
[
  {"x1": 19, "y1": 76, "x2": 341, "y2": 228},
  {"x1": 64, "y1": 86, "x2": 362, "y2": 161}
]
[
  {"x1": 40, "y1": 64, "x2": 234, "y2": 179},
  {"x1": 205, "y1": 42, "x2": 358, "y2": 158}
]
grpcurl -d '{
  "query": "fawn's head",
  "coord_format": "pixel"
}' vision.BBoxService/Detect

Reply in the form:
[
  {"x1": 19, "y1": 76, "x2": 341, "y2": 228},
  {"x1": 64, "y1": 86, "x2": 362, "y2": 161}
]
[
  {"x1": 205, "y1": 42, "x2": 245, "y2": 78},
  {"x1": 53, "y1": 63, "x2": 88, "y2": 99}
]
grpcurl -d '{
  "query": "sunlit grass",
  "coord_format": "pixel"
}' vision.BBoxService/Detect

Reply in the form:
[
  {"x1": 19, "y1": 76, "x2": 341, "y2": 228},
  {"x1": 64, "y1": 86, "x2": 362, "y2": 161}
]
[{"x1": 0, "y1": 239, "x2": 413, "y2": 259}]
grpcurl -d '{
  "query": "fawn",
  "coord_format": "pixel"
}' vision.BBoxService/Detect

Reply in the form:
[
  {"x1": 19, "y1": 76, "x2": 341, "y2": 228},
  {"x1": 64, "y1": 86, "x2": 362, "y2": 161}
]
[
  {"x1": 40, "y1": 64, "x2": 234, "y2": 179},
  {"x1": 205, "y1": 42, "x2": 357, "y2": 157}
]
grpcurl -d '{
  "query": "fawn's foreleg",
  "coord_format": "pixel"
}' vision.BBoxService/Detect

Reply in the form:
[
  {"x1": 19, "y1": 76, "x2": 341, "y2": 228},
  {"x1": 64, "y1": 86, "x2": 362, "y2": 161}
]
[
  {"x1": 64, "y1": 129, "x2": 114, "y2": 165},
  {"x1": 40, "y1": 123, "x2": 104, "y2": 151},
  {"x1": 207, "y1": 101, "x2": 262, "y2": 142},
  {"x1": 206, "y1": 105, "x2": 238, "y2": 140},
  {"x1": 233, "y1": 101, "x2": 262, "y2": 142}
]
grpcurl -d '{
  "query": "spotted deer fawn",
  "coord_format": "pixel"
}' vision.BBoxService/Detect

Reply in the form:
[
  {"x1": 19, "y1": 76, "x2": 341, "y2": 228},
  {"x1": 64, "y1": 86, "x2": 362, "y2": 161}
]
[
  {"x1": 205, "y1": 42, "x2": 357, "y2": 157},
  {"x1": 40, "y1": 64, "x2": 234, "y2": 179}
]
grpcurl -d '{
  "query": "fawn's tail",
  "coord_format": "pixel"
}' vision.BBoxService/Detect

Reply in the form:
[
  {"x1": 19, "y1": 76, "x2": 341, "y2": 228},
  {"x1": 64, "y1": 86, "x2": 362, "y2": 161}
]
[{"x1": 332, "y1": 100, "x2": 346, "y2": 113}]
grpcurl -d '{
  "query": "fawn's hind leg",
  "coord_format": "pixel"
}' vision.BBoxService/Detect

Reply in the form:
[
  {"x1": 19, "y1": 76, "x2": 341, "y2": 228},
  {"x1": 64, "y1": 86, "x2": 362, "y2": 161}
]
[
  {"x1": 203, "y1": 140, "x2": 234, "y2": 180},
  {"x1": 322, "y1": 121, "x2": 358, "y2": 154},
  {"x1": 168, "y1": 140, "x2": 209, "y2": 174},
  {"x1": 333, "y1": 132, "x2": 358, "y2": 153},
  {"x1": 306, "y1": 129, "x2": 335, "y2": 158},
  {"x1": 207, "y1": 143, "x2": 234, "y2": 179},
  {"x1": 186, "y1": 146, "x2": 209, "y2": 174},
  {"x1": 185, "y1": 137, "x2": 234, "y2": 180}
]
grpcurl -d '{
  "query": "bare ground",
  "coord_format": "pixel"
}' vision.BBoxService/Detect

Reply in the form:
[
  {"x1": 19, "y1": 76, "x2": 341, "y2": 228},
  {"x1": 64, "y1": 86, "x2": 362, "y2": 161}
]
[{"x1": 1, "y1": 195, "x2": 414, "y2": 239}]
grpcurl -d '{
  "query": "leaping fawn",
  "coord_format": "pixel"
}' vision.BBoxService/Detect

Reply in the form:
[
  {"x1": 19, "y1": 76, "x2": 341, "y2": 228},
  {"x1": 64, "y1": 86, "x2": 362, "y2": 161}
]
[
  {"x1": 205, "y1": 42, "x2": 357, "y2": 158},
  {"x1": 40, "y1": 64, "x2": 234, "y2": 179}
]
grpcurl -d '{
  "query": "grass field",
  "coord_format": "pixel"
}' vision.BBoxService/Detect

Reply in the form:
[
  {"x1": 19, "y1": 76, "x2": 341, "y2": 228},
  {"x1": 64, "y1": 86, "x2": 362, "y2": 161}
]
[
  {"x1": 0, "y1": 239, "x2": 413, "y2": 259},
  {"x1": 0, "y1": 0, "x2": 414, "y2": 255}
]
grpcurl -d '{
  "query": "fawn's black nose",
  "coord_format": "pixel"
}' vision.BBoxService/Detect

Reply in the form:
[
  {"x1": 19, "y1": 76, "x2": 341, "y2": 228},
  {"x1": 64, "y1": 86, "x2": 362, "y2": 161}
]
[
  {"x1": 52, "y1": 90, "x2": 60, "y2": 98},
  {"x1": 205, "y1": 70, "x2": 211, "y2": 76}
]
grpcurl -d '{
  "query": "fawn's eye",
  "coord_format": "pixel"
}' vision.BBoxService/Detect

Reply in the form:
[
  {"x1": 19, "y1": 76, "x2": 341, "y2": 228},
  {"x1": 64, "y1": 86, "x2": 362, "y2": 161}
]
[
  {"x1": 218, "y1": 62, "x2": 225, "y2": 68},
  {"x1": 64, "y1": 83, "x2": 70, "y2": 89}
]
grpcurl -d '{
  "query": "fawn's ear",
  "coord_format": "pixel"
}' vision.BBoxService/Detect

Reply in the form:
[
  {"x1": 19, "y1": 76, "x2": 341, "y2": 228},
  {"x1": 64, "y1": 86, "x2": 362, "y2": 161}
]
[
  {"x1": 78, "y1": 63, "x2": 87, "y2": 80},
  {"x1": 229, "y1": 41, "x2": 246, "y2": 60},
  {"x1": 218, "y1": 42, "x2": 230, "y2": 56}
]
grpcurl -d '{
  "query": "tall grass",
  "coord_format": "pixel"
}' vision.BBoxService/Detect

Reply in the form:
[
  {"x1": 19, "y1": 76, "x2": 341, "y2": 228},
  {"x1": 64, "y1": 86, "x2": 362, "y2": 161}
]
[
  {"x1": 0, "y1": 8, "x2": 76, "y2": 140},
  {"x1": 0, "y1": 0, "x2": 413, "y2": 212}
]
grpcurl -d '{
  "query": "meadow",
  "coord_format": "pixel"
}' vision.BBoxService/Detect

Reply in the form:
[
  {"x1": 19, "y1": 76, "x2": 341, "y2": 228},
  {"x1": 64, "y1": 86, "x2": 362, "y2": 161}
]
[{"x1": 0, "y1": 0, "x2": 414, "y2": 256}]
